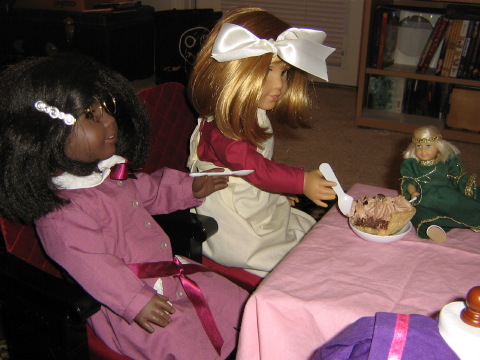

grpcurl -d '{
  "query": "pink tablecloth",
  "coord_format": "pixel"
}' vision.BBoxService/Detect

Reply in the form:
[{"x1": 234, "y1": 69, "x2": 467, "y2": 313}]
[{"x1": 237, "y1": 183, "x2": 480, "y2": 360}]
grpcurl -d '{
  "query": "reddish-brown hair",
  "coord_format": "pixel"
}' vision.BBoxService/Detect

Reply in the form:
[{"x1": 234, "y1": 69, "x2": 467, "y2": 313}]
[{"x1": 188, "y1": 7, "x2": 311, "y2": 147}]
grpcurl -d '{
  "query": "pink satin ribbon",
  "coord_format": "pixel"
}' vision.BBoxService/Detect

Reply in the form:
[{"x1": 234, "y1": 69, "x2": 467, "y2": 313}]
[
  {"x1": 110, "y1": 161, "x2": 137, "y2": 180},
  {"x1": 387, "y1": 314, "x2": 410, "y2": 360},
  {"x1": 128, "y1": 257, "x2": 224, "y2": 355}
]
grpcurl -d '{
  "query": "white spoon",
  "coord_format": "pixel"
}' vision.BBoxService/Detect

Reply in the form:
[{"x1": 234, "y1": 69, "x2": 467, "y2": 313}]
[
  {"x1": 319, "y1": 163, "x2": 354, "y2": 217},
  {"x1": 189, "y1": 170, "x2": 254, "y2": 177}
]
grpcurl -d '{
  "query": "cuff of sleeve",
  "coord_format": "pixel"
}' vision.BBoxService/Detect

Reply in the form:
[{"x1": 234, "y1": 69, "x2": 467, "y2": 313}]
[
  {"x1": 295, "y1": 167, "x2": 305, "y2": 194},
  {"x1": 182, "y1": 176, "x2": 204, "y2": 208},
  {"x1": 122, "y1": 285, "x2": 157, "y2": 324}
]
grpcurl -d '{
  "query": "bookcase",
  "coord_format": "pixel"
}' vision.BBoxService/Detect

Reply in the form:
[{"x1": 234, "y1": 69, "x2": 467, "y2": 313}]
[{"x1": 356, "y1": 0, "x2": 480, "y2": 144}]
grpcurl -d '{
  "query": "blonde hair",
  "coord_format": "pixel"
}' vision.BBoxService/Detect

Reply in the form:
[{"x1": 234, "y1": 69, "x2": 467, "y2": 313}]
[
  {"x1": 403, "y1": 125, "x2": 460, "y2": 162},
  {"x1": 188, "y1": 7, "x2": 310, "y2": 147}
]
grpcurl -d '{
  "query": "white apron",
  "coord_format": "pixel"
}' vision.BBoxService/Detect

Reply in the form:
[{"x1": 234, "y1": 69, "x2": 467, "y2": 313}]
[{"x1": 188, "y1": 109, "x2": 315, "y2": 277}]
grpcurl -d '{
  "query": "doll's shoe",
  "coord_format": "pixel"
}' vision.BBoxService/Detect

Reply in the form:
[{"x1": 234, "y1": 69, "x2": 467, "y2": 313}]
[{"x1": 426, "y1": 225, "x2": 447, "y2": 243}]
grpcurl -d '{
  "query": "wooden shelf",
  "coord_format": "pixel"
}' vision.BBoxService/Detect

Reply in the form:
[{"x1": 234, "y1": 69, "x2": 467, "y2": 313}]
[{"x1": 355, "y1": 0, "x2": 480, "y2": 144}]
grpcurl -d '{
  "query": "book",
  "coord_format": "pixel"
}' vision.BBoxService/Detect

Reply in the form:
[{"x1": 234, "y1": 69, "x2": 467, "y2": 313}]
[
  {"x1": 470, "y1": 54, "x2": 480, "y2": 79},
  {"x1": 370, "y1": 6, "x2": 386, "y2": 68},
  {"x1": 436, "y1": 83, "x2": 453, "y2": 121},
  {"x1": 435, "y1": 19, "x2": 455, "y2": 75},
  {"x1": 403, "y1": 79, "x2": 449, "y2": 118},
  {"x1": 457, "y1": 20, "x2": 480, "y2": 78},
  {"x1": 440, "y1": 19, "x2": 462, "y2": 77},
  {"x1": 375, "y1": 8, "x2": 400, "y2": 69},
  {"x1": 367, "y1": 75, "x2": 406, "y2": 113},
  {"x1": 449, "y1": 19, "x2": 471, "y2": 77},
  {"x1": 417, "y1": 16, "x2": 449, "y2": 74},
  {"x1": 465, "y1": 20, "x2": 480, "y2": 78},
  {"x1": 376, "y1": 11, "x2": 390, "y2": 69},
  {"x1": 382, "y1": 11, "x2": 400, "y2": 68},
  {"x1": 416, "y1": 16, "x2": 442, "y2": 71}
]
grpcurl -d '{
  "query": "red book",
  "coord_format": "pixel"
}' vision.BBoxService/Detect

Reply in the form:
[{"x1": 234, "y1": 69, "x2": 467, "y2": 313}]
[
  {"x1": 376, "y1": 11, "x2": 389, "y2": 69},
  {"x1": 418, "y1": 16, "x2": 449, "y2": 74}
]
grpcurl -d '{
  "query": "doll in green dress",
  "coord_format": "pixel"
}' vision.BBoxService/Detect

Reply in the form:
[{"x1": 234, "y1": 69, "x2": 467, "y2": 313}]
[{"x1": 400, "y1": 125, "x2": 480, "y2": 242}]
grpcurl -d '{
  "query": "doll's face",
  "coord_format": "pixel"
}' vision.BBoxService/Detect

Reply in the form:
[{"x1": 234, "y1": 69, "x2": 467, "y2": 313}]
[
  {"x1": 64, "y1": 99, "x2": 118, "y2": 163},
  {"x1": 415, "y1": 142, "x2": 439, "y2": 161},
  {"x1": 258, "y1": 60, "x2": 290, "y2": 111}
]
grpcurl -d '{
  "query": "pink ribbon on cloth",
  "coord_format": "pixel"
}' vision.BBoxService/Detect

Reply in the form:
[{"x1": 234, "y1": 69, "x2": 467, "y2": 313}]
[
  {"x1": 128, "y1": 257, "x2": 224, "y2": 355},
  {"x1": 110, "y1": 161, "x2": 138, "y2": 180},
  {"x1": 387, "y1": 314, "x2": 410, "y2": 360}
]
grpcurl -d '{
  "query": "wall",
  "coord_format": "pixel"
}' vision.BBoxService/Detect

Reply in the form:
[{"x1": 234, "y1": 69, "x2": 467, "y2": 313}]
[
  {"x1": 142, "y1": 0, "x2": 362, "y2": 86},
  {"x1": 140, "y1": 0, "x2": 221, "y2": 11}
]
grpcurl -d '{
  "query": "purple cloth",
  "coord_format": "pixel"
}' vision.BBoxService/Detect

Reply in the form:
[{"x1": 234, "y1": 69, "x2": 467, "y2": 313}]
[{"x1": 313, "y1": 312, "x2": 460, "y2": 360}]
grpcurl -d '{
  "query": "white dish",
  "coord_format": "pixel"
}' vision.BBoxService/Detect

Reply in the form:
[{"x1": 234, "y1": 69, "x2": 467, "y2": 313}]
[
  {"x1": 349, "y1": 219, "x2": 413, "y2": 244},
  {"x1": 189, "y1": 170, "x2": 254, "y2": 177}
]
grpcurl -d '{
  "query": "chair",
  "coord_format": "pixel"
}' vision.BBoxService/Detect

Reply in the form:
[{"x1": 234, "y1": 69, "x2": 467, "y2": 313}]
[
  {"x1": 137, "y1": 82, "x2": 263, "y2": 293},
  {"x1": 0, "y1": 82, "x2": 218, "y2": 359}
]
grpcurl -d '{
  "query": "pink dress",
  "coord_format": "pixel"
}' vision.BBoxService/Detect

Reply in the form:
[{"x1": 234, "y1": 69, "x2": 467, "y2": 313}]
[{"x1": 35, "y1": 164, "x2": 248, "y2": 360}]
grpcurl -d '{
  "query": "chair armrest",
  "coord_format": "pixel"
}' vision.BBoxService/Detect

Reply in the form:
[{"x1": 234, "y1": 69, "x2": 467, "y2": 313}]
[
  {"x1": 0, "y1": 251, "x2": 100, "y2": 322},
  {"x1": 152, "y1": 210, "x2": 218, "y2": 263}
]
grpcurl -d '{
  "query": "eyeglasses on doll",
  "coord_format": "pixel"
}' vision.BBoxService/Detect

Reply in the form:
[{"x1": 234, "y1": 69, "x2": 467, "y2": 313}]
[{"x1": 84, "y1": 94, "x2": 117, "y2": 123}]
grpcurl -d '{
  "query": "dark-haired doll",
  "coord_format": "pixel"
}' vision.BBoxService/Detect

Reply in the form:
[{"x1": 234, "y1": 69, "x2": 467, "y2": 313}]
[{"x1": 0, "y1": 54, "x2": 247, "y2": 360}]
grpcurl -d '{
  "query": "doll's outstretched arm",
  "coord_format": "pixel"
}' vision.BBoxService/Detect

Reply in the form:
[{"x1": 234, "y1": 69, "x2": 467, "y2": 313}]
[
  {"x1": 134, "y1": 294, "x2": 175, "y2": 333},
  {"x1": 304, "y1": 170, "x2": 336, "y2": 207},
  {"x1": 192, "y1": 168, "x2": 229, "y2": 198}
]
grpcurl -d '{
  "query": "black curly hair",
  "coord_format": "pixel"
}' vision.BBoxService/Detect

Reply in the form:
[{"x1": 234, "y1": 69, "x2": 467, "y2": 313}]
[{"x1": 0, "y1": 53, "x2": 150, "y2": 223}]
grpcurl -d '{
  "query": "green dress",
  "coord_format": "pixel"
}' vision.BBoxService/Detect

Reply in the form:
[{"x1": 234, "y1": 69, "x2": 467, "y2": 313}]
[{"x1": 400, "y1": 155, "x2": 480, "y2": 239}]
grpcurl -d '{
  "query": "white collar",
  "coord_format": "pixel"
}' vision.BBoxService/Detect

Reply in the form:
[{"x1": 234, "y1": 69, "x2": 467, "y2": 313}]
[{"x1": 53, "y1": 155, "x2": 126, "y2": 190}]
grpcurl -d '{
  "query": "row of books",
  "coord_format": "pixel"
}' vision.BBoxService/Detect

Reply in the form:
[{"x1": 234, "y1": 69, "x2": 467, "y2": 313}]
[
  {"x1": 370, "y1": 5, "x2": 480, "y2": 80},
  {"x1": 418, "y1": 16, "x2": 480, "y2": 79},
  {"x1": 366, "y1": 75, "x2": 452, "y2": 119}
]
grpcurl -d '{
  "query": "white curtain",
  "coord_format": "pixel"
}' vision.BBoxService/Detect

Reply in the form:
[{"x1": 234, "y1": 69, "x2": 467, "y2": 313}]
[{"x1": 221, "y1": 0, "x2": 346, "y2": 66}]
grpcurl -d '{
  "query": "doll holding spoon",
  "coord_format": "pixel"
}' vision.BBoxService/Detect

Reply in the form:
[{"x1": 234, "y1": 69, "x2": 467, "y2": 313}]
[{"x1": 187, "y1": 7, "x2": 337, "y2": 277}]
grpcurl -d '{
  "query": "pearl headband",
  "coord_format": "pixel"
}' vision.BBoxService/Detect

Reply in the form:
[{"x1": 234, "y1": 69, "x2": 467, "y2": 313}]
[
  {"x1": 211, "y1": 23, "x2": 335, "y2": 81},
  {"x1": 34, "y1": 100, "x2": 76, "y2": 125}
]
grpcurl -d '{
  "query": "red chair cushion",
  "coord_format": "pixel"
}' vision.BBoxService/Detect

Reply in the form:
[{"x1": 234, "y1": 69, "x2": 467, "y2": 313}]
[
  {"x1": 87, "y1": 326, "x2": 131, "y2": 360},
  {"x1": 138, "y1": 82, "x2": 197, "y2": 174},
  {"x1": 0, "y1": 216, "x2": 60, "y2": 277}
]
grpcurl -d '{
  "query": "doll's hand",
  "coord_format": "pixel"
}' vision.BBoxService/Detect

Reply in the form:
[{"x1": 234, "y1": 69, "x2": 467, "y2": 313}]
[
  {"x1": 134, "y1": 294, "x2": 175, "y2": 333},
  {"x1": 286, "y1": 195, "x2": 299, "y2": 207},
  {"x1": 192, "y1": 168, "x2": 229, "y2": 198},
  {"x1": 406, "y1": 184, "x2": 420, "y2": 202},
  {"x1": 410, "y1": 192, "x2": 420, "y2": 201},
  {"x1": 304, "y1": 170, "x2": 336, "y2": 207}
]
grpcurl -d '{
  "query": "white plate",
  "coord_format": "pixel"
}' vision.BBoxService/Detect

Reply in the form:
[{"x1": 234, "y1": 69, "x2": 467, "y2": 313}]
[
  {"x1": 349, "y1": 220, "x2": 413, "y2": 244},
  {"x1": 189, "y1": 170, "x2": 254, "y2": 177}
]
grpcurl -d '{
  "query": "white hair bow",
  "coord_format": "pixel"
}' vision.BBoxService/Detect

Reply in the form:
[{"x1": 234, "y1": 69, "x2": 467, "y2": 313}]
[{"x1": 211, "y1": 23, "x2": 335, "y2": 81}]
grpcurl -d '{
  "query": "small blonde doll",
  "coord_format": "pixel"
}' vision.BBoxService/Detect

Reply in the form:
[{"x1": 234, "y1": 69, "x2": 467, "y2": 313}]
[{"x1": 400, "y1": 125, "x2": 480, "y2": 242}]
